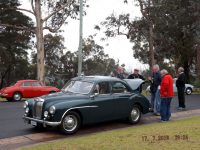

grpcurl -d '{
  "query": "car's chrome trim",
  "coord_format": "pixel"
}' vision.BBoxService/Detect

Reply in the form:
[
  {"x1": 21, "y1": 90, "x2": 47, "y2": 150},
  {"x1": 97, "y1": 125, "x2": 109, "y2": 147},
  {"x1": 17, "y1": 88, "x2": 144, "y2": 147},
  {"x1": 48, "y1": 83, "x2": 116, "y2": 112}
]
[
  {"x1": 24, "y1": 105, "x2": 99, "y2": 127},
  {"x1": 60, "y1": 106, "x2": 99, "y2": 122},
  {"x1": 23, "y1": 116, "x2": 60, "y2": 126}
]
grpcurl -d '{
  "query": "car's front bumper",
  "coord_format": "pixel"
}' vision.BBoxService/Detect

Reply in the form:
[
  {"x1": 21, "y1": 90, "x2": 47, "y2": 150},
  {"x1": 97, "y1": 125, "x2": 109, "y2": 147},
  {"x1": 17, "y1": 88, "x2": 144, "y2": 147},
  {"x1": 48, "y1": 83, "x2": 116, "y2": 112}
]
[
  {"x1": 0, "y1": 92, "x2": 8, "y2": 97},
  {"x1": 23, "y1": 116, "x2": 61, "y2": 127}
]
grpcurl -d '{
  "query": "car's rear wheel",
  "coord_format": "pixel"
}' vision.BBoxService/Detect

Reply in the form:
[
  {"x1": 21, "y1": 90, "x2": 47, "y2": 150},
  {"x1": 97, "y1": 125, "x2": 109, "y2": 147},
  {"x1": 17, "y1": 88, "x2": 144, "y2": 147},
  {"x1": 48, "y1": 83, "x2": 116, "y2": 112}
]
[
  {"x1": 60, "y1": 111, "x2": 81, "y2": 135},
  {"x1": 128, "y1": 105, "x2": 141, "y2": 124},
  {"x1": 186, "y1": 87, "x2": 192, "y2": 95},
  {"x1": 12, "y1": 92, "x2": 22, "y2": 101}
]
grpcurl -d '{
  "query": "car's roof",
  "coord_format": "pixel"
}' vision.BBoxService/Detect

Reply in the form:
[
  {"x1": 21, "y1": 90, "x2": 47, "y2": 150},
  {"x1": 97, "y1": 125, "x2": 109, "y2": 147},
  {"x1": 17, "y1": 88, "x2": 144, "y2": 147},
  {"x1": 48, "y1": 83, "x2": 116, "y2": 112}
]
[
  {"x1": 17, "y1": 80, "x2": 38, "y2": 83},
  {"x1": 72, "y1": 76, "x2": 123, "y2": 83}
]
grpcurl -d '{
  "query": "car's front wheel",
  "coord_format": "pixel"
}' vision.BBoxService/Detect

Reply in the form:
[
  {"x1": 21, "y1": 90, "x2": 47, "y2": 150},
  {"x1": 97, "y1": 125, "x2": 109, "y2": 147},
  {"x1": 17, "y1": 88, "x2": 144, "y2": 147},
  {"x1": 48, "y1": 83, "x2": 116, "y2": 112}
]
[
  {"x1": 12, "y1": 92, "x2": 22, "y2": 101},
  {"x1": 60, "y1": 111, "x2": 81, "y2": 135},
  {"x1": 128, "y1": 105, "x2": 141, "y2": 124},
  {"x1": 185, "y1": 87, "x2": 192, "y2": 95}
]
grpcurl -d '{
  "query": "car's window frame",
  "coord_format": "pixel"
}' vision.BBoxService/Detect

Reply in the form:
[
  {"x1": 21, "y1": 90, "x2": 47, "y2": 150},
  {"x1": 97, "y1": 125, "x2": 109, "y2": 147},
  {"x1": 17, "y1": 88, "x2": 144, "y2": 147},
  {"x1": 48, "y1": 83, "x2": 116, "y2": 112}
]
[
  {"x1": 62, "y1": 80, "x2": 95, "y2": 95},
  {"x1": 21, "y1": 81, "x2": 32, "y2": 87},
  {"x1": 31, "y1": 81, "x2": 42, "y2": 87},
  {"x1": 111, "y1": 81, "x2": 131, "y2": 94},
  {"x1": 91, "y1": 81, "x2": 112, "y2": 96}
]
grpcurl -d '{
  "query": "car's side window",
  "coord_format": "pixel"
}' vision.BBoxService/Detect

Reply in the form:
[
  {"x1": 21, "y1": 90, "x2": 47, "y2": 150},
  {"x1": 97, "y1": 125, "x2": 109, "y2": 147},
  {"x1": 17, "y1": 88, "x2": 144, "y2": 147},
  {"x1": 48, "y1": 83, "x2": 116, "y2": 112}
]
[
  {"x1": 22, "y1": 82, "x2": 31, "y2": 87},
  {"x1": 32, "y1": 82, "x2": 42, "y2": 86},
  {"x1": 94, "y1": 82, "x2": 110, "y2": 95},
  {"x1": 112, "y1": 82, "x2": 128, "y2": 93}
]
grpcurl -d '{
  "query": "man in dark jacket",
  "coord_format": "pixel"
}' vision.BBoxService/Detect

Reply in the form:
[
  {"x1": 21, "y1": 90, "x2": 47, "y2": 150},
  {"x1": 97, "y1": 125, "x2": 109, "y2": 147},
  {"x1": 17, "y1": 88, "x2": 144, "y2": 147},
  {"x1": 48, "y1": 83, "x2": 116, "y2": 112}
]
[
  {"x1": 128, "y1": 69, "x2": 145, "y2": 93},
  {"x1": 176, "y1": 67, "x2": 186, "y2": 110},
  {"x1": 149, "y1": 65, "x2": 161, "y2": 112},
  {"x1": 128, "y1": 69, "x2": 145, "y2": 80}
]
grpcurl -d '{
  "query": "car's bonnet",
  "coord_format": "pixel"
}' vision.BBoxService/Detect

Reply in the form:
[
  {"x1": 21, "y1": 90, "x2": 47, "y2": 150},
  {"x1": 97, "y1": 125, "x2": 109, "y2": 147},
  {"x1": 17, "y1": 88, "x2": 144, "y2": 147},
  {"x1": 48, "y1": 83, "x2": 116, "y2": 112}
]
[
  {"x1": 124, "y1": 79, "x2": 144, "y2": 91},
  {"x1": 40, "y1": 91, "x2": 89, "y2": 103}
]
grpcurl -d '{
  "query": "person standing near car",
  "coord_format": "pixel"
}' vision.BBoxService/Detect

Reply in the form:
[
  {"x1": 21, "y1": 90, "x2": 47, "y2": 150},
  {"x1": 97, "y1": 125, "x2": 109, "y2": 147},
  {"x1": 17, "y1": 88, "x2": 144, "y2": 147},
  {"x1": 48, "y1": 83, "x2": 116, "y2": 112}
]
[
  {"x1": 128, "y1": 68, "x2": 145, "y2": 93},
  {"x1": 128, "y1": 69, "x2": 145, "y2": 80},
  {"x1": 160, "y1": 69, "x2": 174, "y2": 122},
  {"x1": 176, "y1": 67, "x2": 186, "y2": 110},
  {"x1": 148, "y1": 64, "x2": 161, "y2": 113}
]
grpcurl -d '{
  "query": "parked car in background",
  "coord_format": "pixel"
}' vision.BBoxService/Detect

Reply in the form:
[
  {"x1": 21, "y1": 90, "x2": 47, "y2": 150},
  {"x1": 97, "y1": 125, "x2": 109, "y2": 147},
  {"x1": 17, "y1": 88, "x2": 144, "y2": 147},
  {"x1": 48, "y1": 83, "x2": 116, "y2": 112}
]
[
  {"x1": 146, "y1": 78, "x2": 194, "y2": 95},
  {"x1": 0, "y1": 80, "x2": 60, "y2": 101},
  {"x1": 23, "y1": 76, "x2": 151, "y2": 135}
]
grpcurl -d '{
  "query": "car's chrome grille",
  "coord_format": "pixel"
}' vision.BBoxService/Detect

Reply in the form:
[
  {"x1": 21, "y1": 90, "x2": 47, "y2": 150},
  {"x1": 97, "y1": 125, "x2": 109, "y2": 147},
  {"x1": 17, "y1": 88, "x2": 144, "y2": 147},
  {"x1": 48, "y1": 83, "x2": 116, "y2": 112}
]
[{"x1": 32, "y1": 98, "x2": 44, "y2": 119}]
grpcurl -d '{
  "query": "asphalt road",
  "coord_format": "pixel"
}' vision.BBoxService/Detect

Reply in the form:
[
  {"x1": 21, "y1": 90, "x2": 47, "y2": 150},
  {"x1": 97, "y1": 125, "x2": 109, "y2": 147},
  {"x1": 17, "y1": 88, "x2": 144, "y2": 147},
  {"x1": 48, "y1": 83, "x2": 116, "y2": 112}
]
[{"x1": 0, "y1": 95, "x2": 200, "y2": 139}]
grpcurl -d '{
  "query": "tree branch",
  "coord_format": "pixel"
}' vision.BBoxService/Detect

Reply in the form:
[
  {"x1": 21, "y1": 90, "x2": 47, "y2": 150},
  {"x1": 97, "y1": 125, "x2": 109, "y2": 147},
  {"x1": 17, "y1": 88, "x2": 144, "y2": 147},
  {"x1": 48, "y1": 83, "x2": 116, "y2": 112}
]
[
  {"x1": 138, "y1": 0, "x2": 152, "y2": 24},
  {"x1": 16, "y1": 8, "x2": 35, "y2": 15},
  {"x1": 31, "y1": 0, "x2": 36, "y2": 15},
  {"x1": 0, "y1": 23, "x2": 35, "y2": 33},
  {"x1": 138, "y1": 0, "x2": 148, "y2": 18},
  {"x1": 1, "y1": 7, "x2": 35, "y2": 15},
  {"x1": 42, "y1": 1, "x2": 73, "y2": 22},
  {"x1": 43, "y1": 13, "x2": 70, "y2": 33}
]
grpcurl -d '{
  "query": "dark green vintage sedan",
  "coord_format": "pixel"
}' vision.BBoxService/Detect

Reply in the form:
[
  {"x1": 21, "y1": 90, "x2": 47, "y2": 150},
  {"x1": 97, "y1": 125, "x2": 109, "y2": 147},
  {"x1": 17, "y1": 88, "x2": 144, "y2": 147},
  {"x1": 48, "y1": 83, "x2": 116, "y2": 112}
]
[{"x1": 23, "y1": 76, "x2": 151, "y2": 134}]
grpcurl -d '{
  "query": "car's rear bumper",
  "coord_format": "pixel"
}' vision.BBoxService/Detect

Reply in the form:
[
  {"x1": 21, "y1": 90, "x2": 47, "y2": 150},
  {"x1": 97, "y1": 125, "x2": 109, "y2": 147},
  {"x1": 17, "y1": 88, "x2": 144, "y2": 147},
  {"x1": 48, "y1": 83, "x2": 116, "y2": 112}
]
[{"x1": 23, "y1": 116, "x2": 61, "y2": 127}]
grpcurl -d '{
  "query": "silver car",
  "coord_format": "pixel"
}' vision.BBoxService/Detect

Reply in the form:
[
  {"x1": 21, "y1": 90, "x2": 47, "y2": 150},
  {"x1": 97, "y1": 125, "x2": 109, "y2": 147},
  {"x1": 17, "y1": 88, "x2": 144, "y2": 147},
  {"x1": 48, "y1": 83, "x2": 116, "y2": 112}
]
[{"x1": 146, "y1": 78, "x2": 194, "y2": 95}]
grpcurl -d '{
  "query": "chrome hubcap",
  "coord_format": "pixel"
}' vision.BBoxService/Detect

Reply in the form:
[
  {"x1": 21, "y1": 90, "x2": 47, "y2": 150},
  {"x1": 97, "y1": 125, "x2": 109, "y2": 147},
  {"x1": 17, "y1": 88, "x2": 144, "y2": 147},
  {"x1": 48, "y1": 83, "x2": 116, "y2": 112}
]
[
  {"x1": 131, "y1": 107, "x2": 140, "y2": 122},
  {"x1": 63, "y1": 115, "x2": 77, "y2": 132},
  {"x1": 186, "y1": 89, "x2": 191, "y2": 94},
  {"x1": 14, "y1": 93, "x2": 21, "y2": 101}
]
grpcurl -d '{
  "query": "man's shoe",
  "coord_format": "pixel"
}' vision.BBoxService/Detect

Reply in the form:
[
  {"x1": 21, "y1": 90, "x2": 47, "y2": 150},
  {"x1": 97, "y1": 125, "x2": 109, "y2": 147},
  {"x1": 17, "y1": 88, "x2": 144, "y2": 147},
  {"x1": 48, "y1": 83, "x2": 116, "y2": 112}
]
[
  {"x1": 154, "y1": 113, "x2": 160, "y2": 116},
  {"x1": 161, "y1": 120, "x2": 167, "y2": 122},
  {"x1": 177, "y1": 107, "x2": 186, "y2": 111}
]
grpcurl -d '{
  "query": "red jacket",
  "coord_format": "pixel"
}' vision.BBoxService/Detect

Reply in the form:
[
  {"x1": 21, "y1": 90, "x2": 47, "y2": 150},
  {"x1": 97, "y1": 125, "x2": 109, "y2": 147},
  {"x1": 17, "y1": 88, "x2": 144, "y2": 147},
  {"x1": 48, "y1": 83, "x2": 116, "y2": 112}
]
[{"x1": 160, "y1": 74, "x2": 174, "y2": 98}]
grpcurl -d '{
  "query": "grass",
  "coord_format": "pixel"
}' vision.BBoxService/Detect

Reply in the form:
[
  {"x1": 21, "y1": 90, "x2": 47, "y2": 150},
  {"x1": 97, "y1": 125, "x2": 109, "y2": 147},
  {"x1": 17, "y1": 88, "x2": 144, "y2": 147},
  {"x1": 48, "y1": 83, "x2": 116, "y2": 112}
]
[
  {"x1": 0, "y1": 97, "x2": 6, "y2": 102},
  {"x1": 22, "y1": 116, "x2": 200, "y2": 150},
  {"x1": 193, "y1": 88, "x2": 200, "y2": 94}
]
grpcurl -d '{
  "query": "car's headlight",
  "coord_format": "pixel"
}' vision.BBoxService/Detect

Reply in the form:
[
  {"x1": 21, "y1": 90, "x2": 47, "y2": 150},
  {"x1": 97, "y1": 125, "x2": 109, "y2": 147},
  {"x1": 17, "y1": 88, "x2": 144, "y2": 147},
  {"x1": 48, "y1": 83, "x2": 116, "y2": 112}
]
[
  {"x1": 23, "y1": 101, "x2": 28, "y2": 109},
  {"x1": 44, "y1": 111, "x2": 49, "y2": 118},
  {"x1": 49, "y1": 106, "x2": 56, "y2": 114},
  {"x1": 25, "y1": 107, "x2": 29, "y2": 114}
]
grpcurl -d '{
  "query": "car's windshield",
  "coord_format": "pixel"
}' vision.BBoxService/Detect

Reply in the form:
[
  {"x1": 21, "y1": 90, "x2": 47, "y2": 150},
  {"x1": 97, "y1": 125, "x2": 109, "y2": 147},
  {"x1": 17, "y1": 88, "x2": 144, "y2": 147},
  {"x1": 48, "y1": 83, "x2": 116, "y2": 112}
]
[{"x1": 62, "y1": 80, "x2": 94, "y2": 94}]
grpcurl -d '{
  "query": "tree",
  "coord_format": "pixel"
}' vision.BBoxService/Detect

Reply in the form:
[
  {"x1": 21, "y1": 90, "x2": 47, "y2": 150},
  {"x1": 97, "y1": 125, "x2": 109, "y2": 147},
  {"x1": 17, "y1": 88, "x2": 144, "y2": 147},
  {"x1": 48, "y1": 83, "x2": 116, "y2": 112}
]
[
  {"x1": 197, "y1": 44, "x2": 200, "y2": 80},
  {"x1": 59, "y1": 36, "x2": 118, "y2": 79},
  {"x1": 0, "y1": 0, "x2": 33, "y2": 88},
  {"x1": 82, "y1": 36, "x2": 117, "y2": 75},
  {"x1": 0, "y1": 0, "x2": 85, "y2": 84},
  {"x1": 137, "y1": 0, "x2": 155, "y2": 69},
  {"x1": 100, "y1": 0, "x2": 200, "y2": 81}
]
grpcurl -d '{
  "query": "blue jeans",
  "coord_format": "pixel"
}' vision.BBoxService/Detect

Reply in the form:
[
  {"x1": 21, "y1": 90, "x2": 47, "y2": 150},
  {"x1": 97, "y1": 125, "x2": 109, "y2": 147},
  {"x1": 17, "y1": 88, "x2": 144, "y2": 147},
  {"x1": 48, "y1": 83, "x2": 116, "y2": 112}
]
[
  {"x1": 154, "y1": 89, "x2": 161, "y2": 113},
  {"x1": 160, "y1": 97, "x2": 172, "y2": 121},
  {"x1": 150, "y1": 92, "x2": 156, "y2": 110}
]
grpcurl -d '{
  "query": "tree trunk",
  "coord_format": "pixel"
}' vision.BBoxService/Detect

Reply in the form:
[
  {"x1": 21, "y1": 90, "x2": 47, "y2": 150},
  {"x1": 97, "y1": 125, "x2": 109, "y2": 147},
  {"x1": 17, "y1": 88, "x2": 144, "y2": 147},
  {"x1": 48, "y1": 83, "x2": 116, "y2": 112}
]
[
  {"x1": 35, "y1": 0, "x2": 45, "y2": 84},
  {"x1": 183, "y1": 60, "x2": 190, "y2": 83},
  {"x1": 197, "y1": 44, "x2": 200, "y2": 80},
  {"x1": 149, "y1": 24, "x2": 155, "y2": 70}
]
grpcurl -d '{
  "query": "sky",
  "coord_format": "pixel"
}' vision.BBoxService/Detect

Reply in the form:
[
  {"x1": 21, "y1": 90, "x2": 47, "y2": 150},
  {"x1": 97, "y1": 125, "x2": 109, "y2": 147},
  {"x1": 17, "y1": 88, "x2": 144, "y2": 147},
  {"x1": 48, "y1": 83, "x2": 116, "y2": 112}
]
[{"x1": 20, "y1": 0, "x2": 148, "y2": 73}]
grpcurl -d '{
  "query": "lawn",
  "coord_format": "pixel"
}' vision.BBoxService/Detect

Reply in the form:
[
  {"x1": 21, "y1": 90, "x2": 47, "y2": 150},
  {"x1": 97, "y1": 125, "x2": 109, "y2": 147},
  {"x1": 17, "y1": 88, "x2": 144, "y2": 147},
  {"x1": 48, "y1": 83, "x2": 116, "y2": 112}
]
[
  {"x1": 0, "y1": 97, "x2": 6, "y2": 102},
  {"x1": 22, "y1": 116, "x2": 200, "y2": 150}
]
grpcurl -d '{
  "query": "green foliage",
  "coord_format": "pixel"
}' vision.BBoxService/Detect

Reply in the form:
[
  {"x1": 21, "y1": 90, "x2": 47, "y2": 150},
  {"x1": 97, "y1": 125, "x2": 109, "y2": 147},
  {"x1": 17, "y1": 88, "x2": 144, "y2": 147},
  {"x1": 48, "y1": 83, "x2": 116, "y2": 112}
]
[
  {"x1": 30, "y1": 34, "x2": 117, "y2": 88},
  {"x1": 0, "y1": 0, "x2": 34, "y2": 88},
  {"x1": 100, "y1": 0, "x2": 200, "y2": 81},
  {"x1": 82, "y1": 36, "x2": 118, "y2": 75},
  {"x1": 193, "y1": 79, "x2": 200, "y2": 88}
]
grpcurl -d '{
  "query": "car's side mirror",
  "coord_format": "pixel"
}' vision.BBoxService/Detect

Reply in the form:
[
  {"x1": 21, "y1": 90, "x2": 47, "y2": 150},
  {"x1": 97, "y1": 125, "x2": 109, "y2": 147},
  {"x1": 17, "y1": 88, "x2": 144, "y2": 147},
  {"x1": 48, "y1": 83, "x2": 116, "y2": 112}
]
[{"x1": 90, "y1": 93, "x2": 99, "y2": 99}]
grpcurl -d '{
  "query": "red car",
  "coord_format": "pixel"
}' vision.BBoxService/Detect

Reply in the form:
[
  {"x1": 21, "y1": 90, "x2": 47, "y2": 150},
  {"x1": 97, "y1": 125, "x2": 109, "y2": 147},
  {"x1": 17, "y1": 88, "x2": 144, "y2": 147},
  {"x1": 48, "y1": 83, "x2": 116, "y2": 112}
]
[{"x1": 0, "y1": 80, "x2": 60, "y2": 101}]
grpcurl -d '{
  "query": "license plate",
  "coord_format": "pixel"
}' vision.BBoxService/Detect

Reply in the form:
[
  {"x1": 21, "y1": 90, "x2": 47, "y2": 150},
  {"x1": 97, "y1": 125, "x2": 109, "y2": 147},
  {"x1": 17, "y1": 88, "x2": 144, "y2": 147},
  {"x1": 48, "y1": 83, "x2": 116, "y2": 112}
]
[{"x1": 31, "y1": 120, "x2": 37, "y2": 126}]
